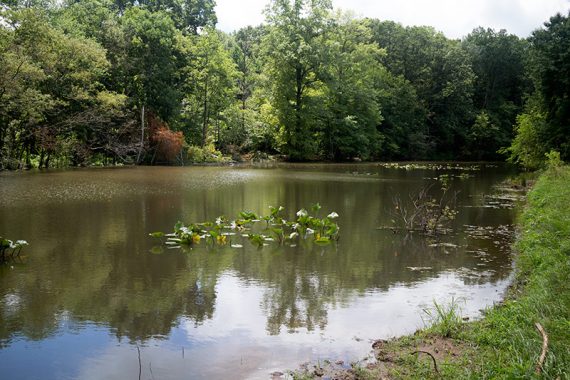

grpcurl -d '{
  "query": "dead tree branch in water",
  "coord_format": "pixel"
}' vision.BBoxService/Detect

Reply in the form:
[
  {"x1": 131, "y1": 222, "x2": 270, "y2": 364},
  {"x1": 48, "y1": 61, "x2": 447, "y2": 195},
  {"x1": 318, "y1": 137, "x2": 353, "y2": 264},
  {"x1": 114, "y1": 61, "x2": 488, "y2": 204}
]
[{"x1": 391, "y1": 178, "x2": 458, "y2": 235}]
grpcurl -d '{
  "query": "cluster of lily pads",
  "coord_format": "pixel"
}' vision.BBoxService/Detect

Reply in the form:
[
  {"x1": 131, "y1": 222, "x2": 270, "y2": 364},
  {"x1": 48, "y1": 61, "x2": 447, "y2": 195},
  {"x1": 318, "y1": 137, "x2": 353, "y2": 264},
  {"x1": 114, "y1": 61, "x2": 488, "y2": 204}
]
[
  {"x1": 378, "y1": 162, "x2": 483, "y2": 171},
  {"x1": 0, "y1": 237, "x2": 28, "y2": 262},
  {"x1": 150, "y1": 204, "x2": 340, "y2": 249}
]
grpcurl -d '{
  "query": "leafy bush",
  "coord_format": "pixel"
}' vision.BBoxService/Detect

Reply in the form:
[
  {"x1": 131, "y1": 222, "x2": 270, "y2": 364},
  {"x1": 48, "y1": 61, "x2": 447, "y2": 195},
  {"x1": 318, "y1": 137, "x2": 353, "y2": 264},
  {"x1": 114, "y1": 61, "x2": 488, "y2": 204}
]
[
  {"x1": 151, "y1": 127, "x2": 184, "y2": 163},
  {"x1": 186, "y1": 144, "x2": 229, "y2": 163}
]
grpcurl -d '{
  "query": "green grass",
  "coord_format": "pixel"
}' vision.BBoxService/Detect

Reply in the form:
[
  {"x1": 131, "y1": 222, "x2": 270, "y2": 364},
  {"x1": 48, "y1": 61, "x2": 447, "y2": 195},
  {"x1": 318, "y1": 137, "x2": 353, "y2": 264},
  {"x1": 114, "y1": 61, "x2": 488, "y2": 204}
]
[
  {"x1": 422, "y1": 298, "x2": 463, "y2": 338},
  {"x1": 410, "y1": 166, "x2": 570, "y2": 378},
  {"x1": 462, "y1": 166, "x2": 570, "y2": 379},
  {"x1": 292, "y1": 166, "x2": 570, "y2": 379}
]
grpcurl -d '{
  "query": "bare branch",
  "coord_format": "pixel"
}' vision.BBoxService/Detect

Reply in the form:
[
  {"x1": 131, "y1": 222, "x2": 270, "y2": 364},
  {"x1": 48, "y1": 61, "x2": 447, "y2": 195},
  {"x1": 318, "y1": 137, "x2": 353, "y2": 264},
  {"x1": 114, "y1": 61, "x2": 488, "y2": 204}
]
[{"x1": 535, "y1": 322, "x2": 548, "y2": 374}]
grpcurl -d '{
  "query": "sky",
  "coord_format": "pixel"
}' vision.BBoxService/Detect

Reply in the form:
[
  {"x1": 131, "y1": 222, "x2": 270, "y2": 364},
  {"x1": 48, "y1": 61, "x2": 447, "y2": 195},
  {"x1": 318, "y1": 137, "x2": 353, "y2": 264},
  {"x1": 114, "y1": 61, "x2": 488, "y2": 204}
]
[{"x1": 215, "y1": 0, "x2": 570, "y2": 39}]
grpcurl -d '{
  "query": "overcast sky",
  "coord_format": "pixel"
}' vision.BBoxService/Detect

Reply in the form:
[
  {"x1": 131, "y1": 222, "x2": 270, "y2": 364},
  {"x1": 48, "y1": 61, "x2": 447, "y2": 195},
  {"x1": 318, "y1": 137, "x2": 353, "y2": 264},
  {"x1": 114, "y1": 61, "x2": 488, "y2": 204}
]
[{"x1": 215, "y1": 0, "x2": 570, "y2": 39}]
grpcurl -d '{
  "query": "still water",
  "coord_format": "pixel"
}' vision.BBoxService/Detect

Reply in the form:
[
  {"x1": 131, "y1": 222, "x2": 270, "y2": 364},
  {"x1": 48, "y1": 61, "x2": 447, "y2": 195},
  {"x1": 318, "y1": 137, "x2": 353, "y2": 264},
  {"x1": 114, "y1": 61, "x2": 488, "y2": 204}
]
[{"x1": 0, "y1": 164, "x2": 518, "y2": 379}]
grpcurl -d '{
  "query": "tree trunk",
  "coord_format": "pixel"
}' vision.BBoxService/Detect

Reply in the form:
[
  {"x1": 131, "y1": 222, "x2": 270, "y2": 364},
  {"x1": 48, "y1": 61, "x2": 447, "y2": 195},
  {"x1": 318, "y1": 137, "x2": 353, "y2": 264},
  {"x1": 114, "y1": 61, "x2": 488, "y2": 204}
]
[
  {"x1": 39, "y1": 150, "x2": 45, "y2": 168},
  {"x1": 0, "y1": 121, "x2": 4, "y2": 157},
  {"x1": 136, "y1": 105, "x2": 145, "y2": 164},
  {"x1": 25, "y1": 145, "x2": 31, "y2": 168},
  {"x1": 202, "y1": 79, "x2": 209, "y2": 147},
  {"x1": 295, "y1": 65, "x2": 303, "y2": 134}
]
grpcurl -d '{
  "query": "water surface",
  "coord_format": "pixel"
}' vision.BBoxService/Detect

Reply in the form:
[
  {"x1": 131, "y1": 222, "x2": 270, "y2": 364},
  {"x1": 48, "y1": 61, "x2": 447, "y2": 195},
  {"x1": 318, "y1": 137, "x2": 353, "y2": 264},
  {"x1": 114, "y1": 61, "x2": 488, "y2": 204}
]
[{"x1": 0, "y1": 164, "x2": 518, "y2": 379}]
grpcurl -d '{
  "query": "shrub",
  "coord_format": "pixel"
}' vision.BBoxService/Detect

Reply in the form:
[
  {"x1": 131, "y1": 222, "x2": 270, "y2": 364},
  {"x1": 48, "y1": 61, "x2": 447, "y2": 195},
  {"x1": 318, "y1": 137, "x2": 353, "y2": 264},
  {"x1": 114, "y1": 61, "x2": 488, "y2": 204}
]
[{"x1": 186, "y1": 144, "x2": 229, "y2": 163}]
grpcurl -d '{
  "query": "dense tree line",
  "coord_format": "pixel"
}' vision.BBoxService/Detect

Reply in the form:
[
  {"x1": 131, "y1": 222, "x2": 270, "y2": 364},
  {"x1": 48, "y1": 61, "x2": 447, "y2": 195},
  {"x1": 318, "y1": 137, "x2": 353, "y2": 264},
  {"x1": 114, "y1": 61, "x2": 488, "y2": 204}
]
[{"x1": 0, "y1": 0, "x2": 568, "y2": 169}]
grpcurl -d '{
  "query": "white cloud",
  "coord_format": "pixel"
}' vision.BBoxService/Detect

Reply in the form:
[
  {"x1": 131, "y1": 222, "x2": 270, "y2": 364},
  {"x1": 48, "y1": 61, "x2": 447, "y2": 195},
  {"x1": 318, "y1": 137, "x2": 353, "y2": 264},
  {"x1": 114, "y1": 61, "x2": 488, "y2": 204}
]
[{"x1": 215, "y1": 0, "x2": 570, "y2": 38}]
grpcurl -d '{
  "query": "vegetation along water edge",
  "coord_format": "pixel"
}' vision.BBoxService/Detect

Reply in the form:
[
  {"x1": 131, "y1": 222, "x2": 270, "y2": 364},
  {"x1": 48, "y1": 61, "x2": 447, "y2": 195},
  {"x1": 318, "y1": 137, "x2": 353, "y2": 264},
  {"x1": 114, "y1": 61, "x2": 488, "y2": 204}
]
[
  {"x1": 1, "y1": 1, "x2": 569, "y2": 169},
  {"x1": 290, "y1": 165, "x2": 570, "y2": 379}
]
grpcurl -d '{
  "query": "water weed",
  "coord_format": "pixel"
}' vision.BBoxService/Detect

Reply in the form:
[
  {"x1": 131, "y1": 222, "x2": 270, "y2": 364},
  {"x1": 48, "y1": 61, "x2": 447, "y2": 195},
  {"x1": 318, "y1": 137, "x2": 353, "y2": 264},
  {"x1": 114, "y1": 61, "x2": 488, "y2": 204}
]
[{"x1": 150, "y1": 204, "x2": 340, "y2": 250}]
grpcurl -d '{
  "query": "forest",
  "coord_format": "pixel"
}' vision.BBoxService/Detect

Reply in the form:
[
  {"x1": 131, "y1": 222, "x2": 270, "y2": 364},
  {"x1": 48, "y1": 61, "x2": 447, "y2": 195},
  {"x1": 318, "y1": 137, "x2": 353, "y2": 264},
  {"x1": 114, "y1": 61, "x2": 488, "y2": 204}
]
[{"x1": 0, "y1": 0, "x2": 568, "y2": 169}]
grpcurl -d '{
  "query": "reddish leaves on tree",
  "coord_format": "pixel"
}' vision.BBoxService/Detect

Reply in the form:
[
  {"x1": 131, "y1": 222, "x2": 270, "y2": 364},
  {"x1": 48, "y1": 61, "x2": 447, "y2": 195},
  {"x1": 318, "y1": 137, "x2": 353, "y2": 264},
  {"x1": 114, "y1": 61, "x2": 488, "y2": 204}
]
[{"x1": 151, "y1": 126, "x2": 184, "y2": 163}]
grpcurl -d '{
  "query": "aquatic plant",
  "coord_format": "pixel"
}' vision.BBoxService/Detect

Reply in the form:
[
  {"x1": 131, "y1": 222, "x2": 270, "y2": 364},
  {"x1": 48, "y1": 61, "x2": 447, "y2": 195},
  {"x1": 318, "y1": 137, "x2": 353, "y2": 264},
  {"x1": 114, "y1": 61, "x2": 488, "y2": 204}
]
[
  {"x1": 150, "y1": 204, "x2": 340, "y2": 249},
  {"x1": 377, "y1": 162, "x2": 483, "y2": 171},
  {"x1": 0, "y1": 237, "x2": 28, "y2": 262},
  {"x1": 391, "y1": 179, "x2": 459, "y2": 235}
]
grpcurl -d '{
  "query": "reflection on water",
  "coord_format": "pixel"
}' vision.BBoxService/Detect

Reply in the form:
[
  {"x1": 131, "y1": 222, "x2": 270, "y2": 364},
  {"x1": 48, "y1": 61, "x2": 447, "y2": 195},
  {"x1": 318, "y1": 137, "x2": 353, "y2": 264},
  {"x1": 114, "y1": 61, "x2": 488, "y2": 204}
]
[{"x1": 0, "y1": 164, "x2": 518, "y2": 379}]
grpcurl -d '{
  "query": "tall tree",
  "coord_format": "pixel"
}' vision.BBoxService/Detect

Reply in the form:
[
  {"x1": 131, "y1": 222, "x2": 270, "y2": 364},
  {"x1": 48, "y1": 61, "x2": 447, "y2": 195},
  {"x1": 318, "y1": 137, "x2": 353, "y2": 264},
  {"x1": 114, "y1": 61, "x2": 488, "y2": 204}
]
[
  {"x1": 503, "y1": 12, "x2": 570, "y2": 168},
  {"x1": 529, "y1": 12, "x2": 570, "y2": 160},
  {"x1": 179, "y1": 29, "x2": 237, "y2": 147},
  {"x1": 227, "y1": 26, "x2": 266, "y2": 148},
  {"x1": 120, "y1": 7, "x2": 181, "y2": 162},
  {"x1": 0, "y1": 7, "x2": 126, "y2": 168},
  {"x1": 320, "y1": 16, "x2": 384, "y2": 160},
  {"x1": 369, "y1": 20, "x2": 475, "y2": 159},
  {"x1": 111, "y1": 0, "x2": 217, "y2": 34},
  {"x1": 262, "y1": 0, "x2": 332, "y2": 160},
  {"x1": 121, "y1": 7, "x2": 180, "y2": 121},
  {"x1": 375, "y1": 71, "x2": 430, "y2": 160},
  {"x1": 463, "y1": 27, "x2": 528, "y2": 159}
]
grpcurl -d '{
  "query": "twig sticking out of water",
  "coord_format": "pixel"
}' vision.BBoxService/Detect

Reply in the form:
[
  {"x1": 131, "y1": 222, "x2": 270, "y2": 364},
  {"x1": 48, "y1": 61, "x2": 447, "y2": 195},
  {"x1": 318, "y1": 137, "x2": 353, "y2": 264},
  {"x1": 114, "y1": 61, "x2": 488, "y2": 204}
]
[
  {"x1": 535, "y1": 322, "x2": 548, "y2": 374},
  {"x1": 411, "y1": 350, "x2": 439, "y2": 374}
]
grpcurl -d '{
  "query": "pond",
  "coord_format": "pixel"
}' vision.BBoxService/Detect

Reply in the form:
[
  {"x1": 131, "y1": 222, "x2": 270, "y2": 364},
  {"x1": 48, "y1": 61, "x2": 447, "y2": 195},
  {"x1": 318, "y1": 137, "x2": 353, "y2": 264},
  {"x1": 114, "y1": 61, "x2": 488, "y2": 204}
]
[{"x1": 0, "y1": 163, "x2": 519, "y2": 379}]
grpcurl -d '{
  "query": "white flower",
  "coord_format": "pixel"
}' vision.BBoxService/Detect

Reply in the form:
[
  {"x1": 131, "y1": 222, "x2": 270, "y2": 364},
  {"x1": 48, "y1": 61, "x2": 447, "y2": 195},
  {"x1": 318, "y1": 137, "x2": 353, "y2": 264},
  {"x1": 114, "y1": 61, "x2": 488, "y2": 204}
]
[
  {"x1": 230, "y1": 221, "x2": 237, "y2": 230},
  {"x1": 215, "y1": 217, "x2": 223, "y2": 226},
  {"x1": 327, "y1": 212, "x2": 339, "y2": 219},
  {"x1": 305, "y1": 228, "x2": 315, "y2": 235},
  {"x1": 292, "y1": 223, "x2": 300, "y2": 230},
  {"x1": 296, "y1": 209, "x2": 308, "y2": 217},
  {"x1": 289, "y1": 232, "x2": 299, "y2": 239}
]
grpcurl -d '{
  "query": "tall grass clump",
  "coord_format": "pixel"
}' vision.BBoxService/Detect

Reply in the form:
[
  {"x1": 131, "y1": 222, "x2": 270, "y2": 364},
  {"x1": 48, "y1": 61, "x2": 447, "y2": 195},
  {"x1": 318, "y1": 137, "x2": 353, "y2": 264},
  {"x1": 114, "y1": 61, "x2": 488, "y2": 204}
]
[{"x1": 423, "y1": 298, "x2": 464, "y2": 338}]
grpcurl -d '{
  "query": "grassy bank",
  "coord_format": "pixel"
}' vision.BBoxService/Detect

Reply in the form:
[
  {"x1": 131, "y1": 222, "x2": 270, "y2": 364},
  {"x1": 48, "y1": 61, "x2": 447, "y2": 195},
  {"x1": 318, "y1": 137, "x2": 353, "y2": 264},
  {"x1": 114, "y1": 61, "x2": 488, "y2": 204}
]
[{"x1": 293, "y1": 167, "x2": 570, "y2": 379}]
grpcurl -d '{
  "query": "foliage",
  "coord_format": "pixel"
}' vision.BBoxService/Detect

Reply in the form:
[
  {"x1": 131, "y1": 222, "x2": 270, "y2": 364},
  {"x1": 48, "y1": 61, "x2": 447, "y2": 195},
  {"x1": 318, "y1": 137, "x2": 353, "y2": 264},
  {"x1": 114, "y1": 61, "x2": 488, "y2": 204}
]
[
  {"x1": 262, "y1": 0, "x2": 332, "y2": 160},
  {"x1": 545, "y1": 150, "x2": 563, "y2": 170},
  {"x1": 186, "y1": 144, "x2": 228, "y2": 163},
  {"x1": 0, "y1": 6, "x2": 132, "y2": 169},
  {"x1": 1, "y1": 1, "x2": 569, "y2": 167},
  {"x1": 504, "y1": 12, "x2": 570, "y2": 169},
  {"x1": 150, "y1": 126, "x2": 184, "y2": 163},
  {"x1": 121, "y1": 7, "x2": 181, "y2": 121},
  {"x1": 113, "y1": 0, "x2": 217, "y2": 34},
  {"x1": 375, "y1": 71, "x2": 430, "y2": 160},
  {"x1": 501, "y1": 103, "x2": 548, "y2": 170},
  {"x1": 150, "y1": 204, "x2": 340, "y2": 249},
  {"x1": 466, "y1": 111, "x2": 501, "y2": 160},
  {"x1": 320, "y1": 16, "x2": 384, "y2": 160},
  {"x1": 462, "y1": 27, "x2": 528, "y2": 159},
  {"x1": 528, "y1": 12, "x2": 570, "y2": 161},
  {"x1": 178, "y1": 28, "x2": 238, "y2": 148},
  {"x1": 369, "y1": 20, "x2": 475, "y2": 159}
]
